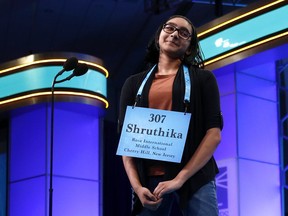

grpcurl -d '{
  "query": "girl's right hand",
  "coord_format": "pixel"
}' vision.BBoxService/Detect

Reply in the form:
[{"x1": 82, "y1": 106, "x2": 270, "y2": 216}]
[{"x1": 135, "y1": 187, "x2": 163, "y2": 211}]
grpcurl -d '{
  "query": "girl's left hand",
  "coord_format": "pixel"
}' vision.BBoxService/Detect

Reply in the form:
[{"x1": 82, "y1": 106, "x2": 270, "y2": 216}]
[{"x1": 153, "y1": 179, "x2": 183, "y2": 199}]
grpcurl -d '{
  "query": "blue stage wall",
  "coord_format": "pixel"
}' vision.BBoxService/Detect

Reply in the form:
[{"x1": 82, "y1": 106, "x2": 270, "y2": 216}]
[{"x1": 213, "y1": 43, "x2": 288, "y2": 216}]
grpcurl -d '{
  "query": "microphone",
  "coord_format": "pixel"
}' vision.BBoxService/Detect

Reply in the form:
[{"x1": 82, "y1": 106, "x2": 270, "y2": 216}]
[
  {"x1": 56, "y1": 57, "x2": 78, "y2": 76},
  {"x1": 73, "y1": 63, "x2": 89, "y2": 77},
  {"x1": 55, "y1": 63, "x2": 88, "y2": 84}
]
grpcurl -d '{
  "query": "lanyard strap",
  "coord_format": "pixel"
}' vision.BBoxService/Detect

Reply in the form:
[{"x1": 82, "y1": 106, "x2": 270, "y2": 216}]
[
  {"x1": 135, "y1": 64, "x2": 191, "y2": 111},
  {"x1": 183, "y1": 65, "x2": 191, "y2": 104}
]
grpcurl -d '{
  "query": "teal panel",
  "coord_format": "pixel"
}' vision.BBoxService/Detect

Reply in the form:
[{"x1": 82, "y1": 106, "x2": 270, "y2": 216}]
[
  {"x1": 200, "y1": 5, "x2": 288, "y2": 60},
  {"x1": 0, "y1": 66, "x2": 107, "y2": 98}
]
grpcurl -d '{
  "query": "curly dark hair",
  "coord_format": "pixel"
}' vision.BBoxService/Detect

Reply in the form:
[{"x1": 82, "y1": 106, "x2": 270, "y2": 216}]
[{"x1": 144, "y1": 15, "x2": 205, "y2": 68}]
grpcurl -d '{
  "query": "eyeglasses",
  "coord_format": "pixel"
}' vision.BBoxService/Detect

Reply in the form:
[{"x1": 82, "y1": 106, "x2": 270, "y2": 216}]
[{"x1": 162, "y1": 23, "x2": 192, "y2": 40}]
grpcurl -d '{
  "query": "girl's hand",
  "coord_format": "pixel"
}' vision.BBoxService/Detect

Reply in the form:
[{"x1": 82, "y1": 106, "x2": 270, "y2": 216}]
[
  {"x1": 153, "y1": 179, "x2": 183, "y2": 199},
  {"x1": 135, "y1": 187, "x2": 163, "y2": 211}
]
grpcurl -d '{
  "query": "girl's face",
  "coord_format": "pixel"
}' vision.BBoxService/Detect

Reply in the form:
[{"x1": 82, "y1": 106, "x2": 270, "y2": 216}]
[{"x1": 158, "y1": 17, "x2": 192, "y2": 59}]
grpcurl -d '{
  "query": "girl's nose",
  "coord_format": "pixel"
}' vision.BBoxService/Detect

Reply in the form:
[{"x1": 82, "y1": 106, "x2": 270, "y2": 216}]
[{"x1": 170, "y1": 30, "x2": 179, "y2": 38}]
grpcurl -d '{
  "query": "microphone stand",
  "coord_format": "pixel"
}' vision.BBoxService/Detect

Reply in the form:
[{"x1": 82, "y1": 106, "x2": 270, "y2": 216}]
[
  {"x1": 49, "y1": 73, "x2": 62, "y2": 216},
  {"x1": 48, "y1": 62, "x2": 86, "y2": 216}
]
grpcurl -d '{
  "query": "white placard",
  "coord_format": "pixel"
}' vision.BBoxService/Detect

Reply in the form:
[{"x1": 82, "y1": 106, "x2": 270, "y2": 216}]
[{"x1": 116, "y1": 106, "x2": 191, "y2": 163}]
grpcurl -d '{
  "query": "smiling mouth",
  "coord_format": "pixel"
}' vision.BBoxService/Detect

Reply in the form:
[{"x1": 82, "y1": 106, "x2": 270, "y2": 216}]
[{"x1": 166, "y1": 41, "x2": 179, "y2": 46}]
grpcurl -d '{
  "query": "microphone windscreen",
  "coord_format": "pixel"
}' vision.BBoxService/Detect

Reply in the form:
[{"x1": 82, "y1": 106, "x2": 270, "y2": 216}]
[
  {"x1": 63, "y1": 57, "x2": 78, "y2": 71},
  {"x1": 73, "y1": 63, "x2": 88, "y2": 76}
]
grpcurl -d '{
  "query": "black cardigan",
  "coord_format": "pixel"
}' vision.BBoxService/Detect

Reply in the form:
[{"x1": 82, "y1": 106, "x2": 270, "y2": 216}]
[{"x1": 118, "y1": 64, "x2": 223, "y2": 213}]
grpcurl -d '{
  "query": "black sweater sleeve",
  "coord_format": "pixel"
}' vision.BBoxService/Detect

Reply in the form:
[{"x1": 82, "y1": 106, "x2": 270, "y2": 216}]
[{"x1": 200, "y1": 70, "x2": 223, "y2": 130}]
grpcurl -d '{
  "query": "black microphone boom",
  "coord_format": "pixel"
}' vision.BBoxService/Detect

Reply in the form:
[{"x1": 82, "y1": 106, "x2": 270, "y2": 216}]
[{"x1": 55, "y1": 63, "x2": 88, "y2": 84}]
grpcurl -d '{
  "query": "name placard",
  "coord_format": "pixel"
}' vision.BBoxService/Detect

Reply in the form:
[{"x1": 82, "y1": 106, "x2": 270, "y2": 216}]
[{"x1": 116, "y1": 106, "x2": 191, "y2": 163}]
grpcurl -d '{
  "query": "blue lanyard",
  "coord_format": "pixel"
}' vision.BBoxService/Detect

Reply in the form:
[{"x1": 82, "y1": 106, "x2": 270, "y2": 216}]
[{"x1": 135, "y1": 64, "x2": 191, "y2": 112}]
